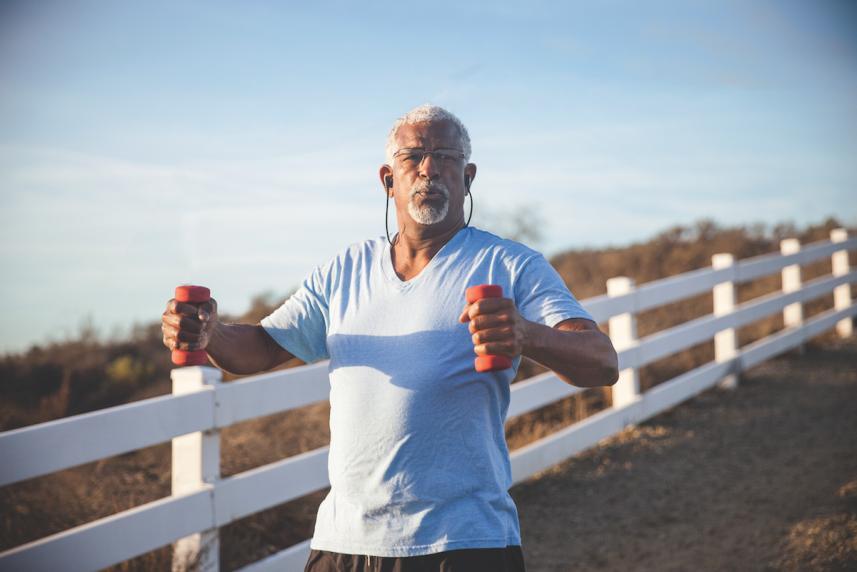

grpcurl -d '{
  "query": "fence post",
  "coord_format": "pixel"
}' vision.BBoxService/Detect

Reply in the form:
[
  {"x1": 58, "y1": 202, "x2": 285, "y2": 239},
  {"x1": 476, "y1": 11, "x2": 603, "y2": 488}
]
[
  {"x1": 171, "y1": 366, "x2": 221, "y2": 572},
  {"x1": 607, "y1": 277, "x2": 639, "y2": 409},
  {"x1": 781, "y1": 238, "x2": 803, "y2": 352},
  {"x1": 712, "y1": 253, "x2": 738, "y2": 389},
  {"x1": 831, "y1": 228, "x2": 853, "y2": 338}
]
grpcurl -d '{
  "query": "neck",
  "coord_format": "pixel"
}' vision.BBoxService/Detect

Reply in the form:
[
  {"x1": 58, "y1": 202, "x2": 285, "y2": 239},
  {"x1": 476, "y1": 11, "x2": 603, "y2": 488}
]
[
  {"x1": 396, "y1": 222, "x2": 463, "y2": 255},
  {"x1": 390, "y1": 217, "x2": 465, "y2": 279}
]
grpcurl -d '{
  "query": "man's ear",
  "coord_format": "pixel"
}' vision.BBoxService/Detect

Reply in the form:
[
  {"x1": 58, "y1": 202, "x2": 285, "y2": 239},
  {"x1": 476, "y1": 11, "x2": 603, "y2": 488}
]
[
  {"x1": 379, "y1": 165, "x2": 393, "y2": 197},
  {"x1": 464, "y1": 163, "x2": 477, "y2": 192}
]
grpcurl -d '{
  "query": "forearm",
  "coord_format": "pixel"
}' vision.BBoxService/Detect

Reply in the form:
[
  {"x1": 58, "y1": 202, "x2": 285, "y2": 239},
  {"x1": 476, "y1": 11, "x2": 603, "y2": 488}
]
[
  {"x1": 522, "y1": 321, "x2": 619, "y2": 387},
  {"x1": 205, "y1": 322, "x2": 288, "y2": 376}
]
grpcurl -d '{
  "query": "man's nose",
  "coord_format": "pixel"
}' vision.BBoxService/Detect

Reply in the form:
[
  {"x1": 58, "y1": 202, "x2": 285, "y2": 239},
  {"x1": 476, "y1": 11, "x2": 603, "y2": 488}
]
[{"x1": 419, "y1": 154, "x2": 440, "y2": 181}]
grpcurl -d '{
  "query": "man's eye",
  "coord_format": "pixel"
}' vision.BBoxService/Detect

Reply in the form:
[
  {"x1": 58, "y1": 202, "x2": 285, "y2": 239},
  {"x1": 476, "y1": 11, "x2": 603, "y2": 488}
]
[{"x1": 403, "y1": 153, "x2": 422, "y2": 162}]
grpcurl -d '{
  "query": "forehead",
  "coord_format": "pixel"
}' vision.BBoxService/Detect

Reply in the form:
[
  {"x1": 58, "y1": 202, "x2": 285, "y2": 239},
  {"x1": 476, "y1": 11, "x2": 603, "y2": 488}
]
[{"x1": 395, "y1": 120, "x2": 461, "y2": 149}]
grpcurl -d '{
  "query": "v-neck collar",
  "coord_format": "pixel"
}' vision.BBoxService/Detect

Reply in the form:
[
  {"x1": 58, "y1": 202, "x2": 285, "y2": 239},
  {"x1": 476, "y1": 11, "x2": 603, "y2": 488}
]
[{"x1": 381, "y1": 227, "x2": 470, "y2": 289}]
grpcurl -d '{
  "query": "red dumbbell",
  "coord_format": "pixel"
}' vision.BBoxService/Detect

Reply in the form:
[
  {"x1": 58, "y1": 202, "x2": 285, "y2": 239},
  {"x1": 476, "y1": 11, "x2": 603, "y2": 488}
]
[
  {"x1": 465, "y1": 284, "x2": 514, "y2": 373},
  {"x1": 171, "y1": 285, "x2": 211, "y2": 366}
]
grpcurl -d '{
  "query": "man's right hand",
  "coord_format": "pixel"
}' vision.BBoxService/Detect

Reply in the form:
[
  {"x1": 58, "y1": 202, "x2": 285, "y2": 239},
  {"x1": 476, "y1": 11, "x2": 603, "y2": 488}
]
[{"x1": 161, "y1": 297, "x2": 219, "y2": 353}]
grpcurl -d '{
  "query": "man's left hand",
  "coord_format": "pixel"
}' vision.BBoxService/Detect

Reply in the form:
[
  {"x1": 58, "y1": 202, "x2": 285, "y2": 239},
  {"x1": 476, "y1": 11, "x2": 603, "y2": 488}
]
[{"x1": 459, "y1": 297, "x2": 531, "y2": 359}]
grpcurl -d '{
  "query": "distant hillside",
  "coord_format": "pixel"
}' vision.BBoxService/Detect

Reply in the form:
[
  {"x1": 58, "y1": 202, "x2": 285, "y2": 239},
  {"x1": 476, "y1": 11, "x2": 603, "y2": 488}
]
[
  {"x1": 0, "y1": 217, "x2": 851, "y2": 431},
  {"x1": 550, "y1": 217, "x2": 848, "y2": 300},
  {"x1": 544, "y1": 217, "x2": 853, "y2": 388}
]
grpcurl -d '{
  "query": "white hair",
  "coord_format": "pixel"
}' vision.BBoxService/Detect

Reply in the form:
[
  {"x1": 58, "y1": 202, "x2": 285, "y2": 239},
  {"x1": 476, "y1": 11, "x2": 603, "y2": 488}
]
[{"x1": 385, "y1": 104, "x2": 472, "y2": 165}]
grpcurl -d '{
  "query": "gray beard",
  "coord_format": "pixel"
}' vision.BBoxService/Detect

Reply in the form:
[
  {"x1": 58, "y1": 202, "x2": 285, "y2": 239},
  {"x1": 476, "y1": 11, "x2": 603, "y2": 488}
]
[{"x1": 407, "y1": 180, "x2": 450, "y2": 225}]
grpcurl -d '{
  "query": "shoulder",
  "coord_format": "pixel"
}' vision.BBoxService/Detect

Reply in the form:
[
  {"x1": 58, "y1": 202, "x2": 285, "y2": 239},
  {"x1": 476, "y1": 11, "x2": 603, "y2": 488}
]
[
  {"x1": 465, "y1": 226, "x2": 545, "y2": 268},
  {"x1": 318, "y1": 236, "x2": 386, "y2": 270},
  {"x1": 302, "y1": 236, "x2": 385, "y2": 291},
  {"x1": 333, "y1": 236, "x2": 387, "y2": 264}
]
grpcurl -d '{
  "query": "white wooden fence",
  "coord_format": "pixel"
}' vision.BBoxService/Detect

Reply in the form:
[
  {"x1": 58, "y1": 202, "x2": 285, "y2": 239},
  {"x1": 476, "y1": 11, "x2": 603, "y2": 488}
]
[{"x1": 1, "y1": 229, "x2": 855, "y2": 572}]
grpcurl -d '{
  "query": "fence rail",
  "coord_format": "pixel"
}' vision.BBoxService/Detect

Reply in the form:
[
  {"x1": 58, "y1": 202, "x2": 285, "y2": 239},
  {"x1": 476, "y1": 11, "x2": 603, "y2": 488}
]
[{"x1": 1, "y1": 230, "x2": 854, "y2": 572}]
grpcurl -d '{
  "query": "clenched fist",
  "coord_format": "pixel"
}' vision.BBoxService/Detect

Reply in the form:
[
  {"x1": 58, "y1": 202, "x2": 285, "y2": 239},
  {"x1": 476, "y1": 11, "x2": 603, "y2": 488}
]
[
  {"x1": 458, "y1": 296, "x2": 530, "y2": 360},
  {"x1": 161, "y1": 297, "x2": 219, "y2": 353}
]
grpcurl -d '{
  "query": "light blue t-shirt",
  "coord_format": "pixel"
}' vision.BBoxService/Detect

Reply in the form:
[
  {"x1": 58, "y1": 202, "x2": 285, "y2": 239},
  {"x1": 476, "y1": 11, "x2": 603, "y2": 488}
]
[{"x1": 261, "y1": 226, "x2": 593, "y2": 557}]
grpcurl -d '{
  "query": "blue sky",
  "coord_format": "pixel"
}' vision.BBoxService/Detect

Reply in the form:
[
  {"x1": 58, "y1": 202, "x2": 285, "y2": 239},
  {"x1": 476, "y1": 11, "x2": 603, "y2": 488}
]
[{"x1": 1, "y1": 0, "x2": 856, "y2": 353}]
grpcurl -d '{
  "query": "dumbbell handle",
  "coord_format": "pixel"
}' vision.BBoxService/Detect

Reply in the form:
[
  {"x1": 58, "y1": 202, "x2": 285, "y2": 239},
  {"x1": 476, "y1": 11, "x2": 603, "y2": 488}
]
[
  {"x1": 171, "y1": 285, "x2": 211, "y2": 367},
  {"x1": 465, "y1": 284, "x2": 513, "y2": 372}
]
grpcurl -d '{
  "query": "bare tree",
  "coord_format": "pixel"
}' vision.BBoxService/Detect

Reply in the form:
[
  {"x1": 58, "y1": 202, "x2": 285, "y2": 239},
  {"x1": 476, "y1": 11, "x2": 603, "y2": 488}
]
[{"x1": 479, "y1": 203, "x2": 546, "y2": 247}]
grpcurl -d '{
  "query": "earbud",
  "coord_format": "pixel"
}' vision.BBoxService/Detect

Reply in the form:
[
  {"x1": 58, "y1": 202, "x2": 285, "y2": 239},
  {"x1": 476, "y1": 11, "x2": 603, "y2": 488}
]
[
  {"x1": 385, "y1": 176, "x2": 393, "y2": 189},
  {"x1": 464, "y1": 175, "x2": 471, "y2": 194}
]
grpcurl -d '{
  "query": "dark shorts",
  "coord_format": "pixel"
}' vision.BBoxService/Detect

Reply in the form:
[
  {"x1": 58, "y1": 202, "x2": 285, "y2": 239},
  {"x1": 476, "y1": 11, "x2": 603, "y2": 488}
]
[{"x1": 304, "y1": 545, "x2": 526, "y2": 571}]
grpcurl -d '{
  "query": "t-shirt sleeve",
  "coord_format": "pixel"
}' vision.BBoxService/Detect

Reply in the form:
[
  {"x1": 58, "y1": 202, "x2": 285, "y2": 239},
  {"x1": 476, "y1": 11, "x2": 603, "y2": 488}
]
[
  {"x1": 260, "y1": 265, "x2": 331, "y2": 363},
  {"x1": 514, "y1": 254, "x2": 594, "y2": 327}
]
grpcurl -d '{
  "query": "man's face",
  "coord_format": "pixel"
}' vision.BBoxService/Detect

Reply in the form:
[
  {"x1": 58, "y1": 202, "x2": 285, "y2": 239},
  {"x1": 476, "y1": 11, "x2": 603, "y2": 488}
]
[{"x1": 390, "y1": 120, "x2": 471, "y2": 229}]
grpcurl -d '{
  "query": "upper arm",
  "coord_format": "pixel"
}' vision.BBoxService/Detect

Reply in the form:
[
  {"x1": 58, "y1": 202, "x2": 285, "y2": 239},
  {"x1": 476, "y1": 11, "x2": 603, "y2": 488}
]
[
  {"x1": 258, "y1": 264, "x2": 331, "y2": 364},
  {"x1": 514, "y1": 254, "x2": 595, "y2": 327},
  {"x1": 258, "y1": 324, "x2": 296, "y2": 369}
]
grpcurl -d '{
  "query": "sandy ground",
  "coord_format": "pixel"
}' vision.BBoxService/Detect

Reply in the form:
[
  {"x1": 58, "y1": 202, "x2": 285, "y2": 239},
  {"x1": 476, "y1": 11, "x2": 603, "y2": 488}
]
[
  {"x1": 2, "y1": 338, "x2": 854, "y2": 570},
  {"x1": 511, "y1": 338, "x2": 857, "y2": 572}
]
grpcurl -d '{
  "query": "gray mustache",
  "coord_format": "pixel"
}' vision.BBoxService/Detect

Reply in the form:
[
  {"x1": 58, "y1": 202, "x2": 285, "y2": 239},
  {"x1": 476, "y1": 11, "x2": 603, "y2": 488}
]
[{"x1": 409, "y1": 180, "x2": 450, "y2": 199}]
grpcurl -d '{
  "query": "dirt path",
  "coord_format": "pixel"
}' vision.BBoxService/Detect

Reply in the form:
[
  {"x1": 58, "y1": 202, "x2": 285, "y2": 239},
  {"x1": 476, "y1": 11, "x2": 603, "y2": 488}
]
[{"x1": 511, "y1": 338, "x2": 857, "y2": 572}]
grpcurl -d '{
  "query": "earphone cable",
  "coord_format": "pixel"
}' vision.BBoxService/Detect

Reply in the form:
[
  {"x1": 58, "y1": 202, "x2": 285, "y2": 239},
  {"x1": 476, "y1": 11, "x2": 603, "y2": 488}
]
[{"x1": 464, "y1": 189, "x2": 473, "y2": 228}]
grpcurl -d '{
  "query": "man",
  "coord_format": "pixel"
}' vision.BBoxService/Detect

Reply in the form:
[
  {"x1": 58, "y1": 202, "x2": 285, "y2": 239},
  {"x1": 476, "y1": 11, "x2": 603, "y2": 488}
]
[{"x1": 162, "y1": 104, "x2": 619, "y2": 571}]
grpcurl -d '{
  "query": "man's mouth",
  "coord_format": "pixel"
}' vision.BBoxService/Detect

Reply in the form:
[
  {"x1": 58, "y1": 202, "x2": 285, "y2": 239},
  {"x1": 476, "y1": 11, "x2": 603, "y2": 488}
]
[{"x1": 415, "y1": 188, "x2": 446, "y2": 200}]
